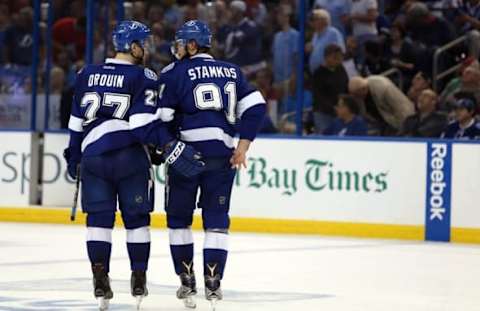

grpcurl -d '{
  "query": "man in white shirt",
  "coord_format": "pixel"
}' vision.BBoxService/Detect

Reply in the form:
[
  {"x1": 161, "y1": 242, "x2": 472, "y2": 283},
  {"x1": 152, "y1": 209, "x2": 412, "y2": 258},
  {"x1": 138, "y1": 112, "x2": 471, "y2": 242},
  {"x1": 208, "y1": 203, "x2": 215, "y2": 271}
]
[{"x1": 349, "y1": 0, "x2": 379, "y2": 44}]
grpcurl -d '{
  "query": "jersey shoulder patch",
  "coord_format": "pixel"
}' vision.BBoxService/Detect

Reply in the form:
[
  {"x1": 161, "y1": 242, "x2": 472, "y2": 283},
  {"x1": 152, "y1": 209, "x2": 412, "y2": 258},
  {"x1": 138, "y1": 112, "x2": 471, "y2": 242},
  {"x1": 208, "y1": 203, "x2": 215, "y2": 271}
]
[
  {"x1": 144, "y1": 68, "x2": 158, "y2": 81},
  {"x1": 161, "y1": 62, "x2": 176, "y2": 74}
]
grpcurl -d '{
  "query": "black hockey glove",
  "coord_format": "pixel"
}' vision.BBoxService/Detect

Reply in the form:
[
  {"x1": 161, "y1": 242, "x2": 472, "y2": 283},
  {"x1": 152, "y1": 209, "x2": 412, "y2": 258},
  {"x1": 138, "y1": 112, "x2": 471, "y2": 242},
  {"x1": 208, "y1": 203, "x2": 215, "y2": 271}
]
[
  {"x1": 147, "y1": 145, "x2": 164, "y2": 165},
  {"x1": 162, "y1": 140, "x2": 205, "y2": 178},
  {"x1": 63, "y1": 147, "x2": 81, "y2": 179}
]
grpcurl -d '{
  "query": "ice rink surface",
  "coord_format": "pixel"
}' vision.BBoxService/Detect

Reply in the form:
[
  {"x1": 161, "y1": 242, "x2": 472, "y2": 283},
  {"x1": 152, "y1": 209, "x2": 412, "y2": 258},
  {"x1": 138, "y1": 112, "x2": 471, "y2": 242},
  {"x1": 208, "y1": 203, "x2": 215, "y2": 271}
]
[{"x1": 0, "y1": 222, "x2": 479, "y2": 311}]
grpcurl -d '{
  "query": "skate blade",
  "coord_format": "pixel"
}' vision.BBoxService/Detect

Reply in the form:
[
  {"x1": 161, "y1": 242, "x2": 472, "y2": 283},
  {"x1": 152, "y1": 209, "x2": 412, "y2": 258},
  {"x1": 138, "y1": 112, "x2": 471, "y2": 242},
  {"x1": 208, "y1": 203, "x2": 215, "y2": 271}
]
[
  {"x1": 135, "y1": 296, "x2": 143, "y2": 310},
  {"x1": 97, "y1": 297, "x2": 110, "y2": 310},
  {"x1": 182, "y1": 296, "x2": 196, "y2": 309},
  {"x1": 209, "y1": 298, "x2": 217, "y2": 311}
]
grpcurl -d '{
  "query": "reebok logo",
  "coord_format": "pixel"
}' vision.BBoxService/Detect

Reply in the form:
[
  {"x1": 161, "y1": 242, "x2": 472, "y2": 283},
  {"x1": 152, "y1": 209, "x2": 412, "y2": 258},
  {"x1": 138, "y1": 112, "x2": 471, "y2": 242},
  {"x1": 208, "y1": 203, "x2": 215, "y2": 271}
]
[{"x1": 429, "y1": 143, "x2": 447, "y2": 221}]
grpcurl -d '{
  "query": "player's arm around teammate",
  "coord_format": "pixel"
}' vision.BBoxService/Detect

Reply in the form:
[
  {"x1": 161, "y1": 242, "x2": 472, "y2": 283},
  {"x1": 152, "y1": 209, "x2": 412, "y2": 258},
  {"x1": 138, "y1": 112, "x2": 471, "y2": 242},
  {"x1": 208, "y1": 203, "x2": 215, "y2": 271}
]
[
  {"x1": 154, "y1": 20, "x2": 266, "y2": 310},
  {"x1": 62, "y1": 20, "x2": 202, "y2": 310}
]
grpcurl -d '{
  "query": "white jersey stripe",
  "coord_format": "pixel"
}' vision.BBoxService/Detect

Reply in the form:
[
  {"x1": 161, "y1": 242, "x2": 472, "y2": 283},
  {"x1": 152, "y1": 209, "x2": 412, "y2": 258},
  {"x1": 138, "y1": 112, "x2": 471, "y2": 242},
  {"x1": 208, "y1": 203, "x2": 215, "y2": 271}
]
[
  {"x1": 81, "y1": 119, "x2": 130, "y2": 152},
  {"x1": 180, "y1": 127, "x2": 235, "y2": 149},
  {"x1": 129, "y1": 107, "x2": 175, "y2": 129},
  {"x1": 169, "y1": 228, "x2": 194, "y2": 245},
  {"x1": 126, "y1": 226, "x2": 151, "y2": 243},
  {"x1": 86, "y1": 227, "x2": 112, "y2": 243},
  {"x1": 129, "y1": 113, "x2": 157, "y2": 129},
  {"x1": 204, "y1": 231, "x2": 229, "y2": 251},
  {"x1": 158, "y1": 107, "x2": 175, "y2": 122},
  {"x1": 68, "y1": 115, "x2": 84, "y2": 132},
  {"x1": 237, "y1": 91, "x2": 266, "y2": 119}
]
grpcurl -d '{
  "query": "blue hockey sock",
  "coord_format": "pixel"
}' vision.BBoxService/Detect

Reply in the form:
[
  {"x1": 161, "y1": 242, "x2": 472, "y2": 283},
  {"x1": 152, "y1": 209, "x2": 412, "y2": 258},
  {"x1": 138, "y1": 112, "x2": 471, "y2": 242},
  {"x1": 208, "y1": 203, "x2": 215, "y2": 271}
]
[
  {"x1": 86, "y1": 227, "x2": 113, "y2": 272},
  {"x1": 126, "y1": 227, "x2": 151, "y2": 271},
  {"x1": 203, "y1": 230, "x2": 229, "y2": 278},
  {"x1": 170, "y1": 244, "x2": 194, "y2": 274},
  {"x1": 169, "y1": 228, "x2": 194, "y2": 275},
  {"x1": 87, "y1": 241, "x2": 112, "y2": 272},
  {"x1": 127, "y1": 243, "x2": 150, "y2": 271},
  {"x1": 203, "y1": 249, "x2": 228, "y2": 278}
]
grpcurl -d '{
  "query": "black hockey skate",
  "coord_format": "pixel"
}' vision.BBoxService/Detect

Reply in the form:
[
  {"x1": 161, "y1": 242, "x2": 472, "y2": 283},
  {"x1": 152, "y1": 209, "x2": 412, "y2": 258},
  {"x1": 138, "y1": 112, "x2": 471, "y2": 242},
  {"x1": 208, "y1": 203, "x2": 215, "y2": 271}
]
[
  {"x1": 131, "y1": 271, "x2": 148, "y2": 310},
  {"x1": 92, "y1": 263, "x2": 113, "y2": 310},
  {"x1": 204, "y1": 263, "x2": 222, "y2": 311},
  {"x1": 177, "y1": 261, "x2": 197, "y2": 309}
]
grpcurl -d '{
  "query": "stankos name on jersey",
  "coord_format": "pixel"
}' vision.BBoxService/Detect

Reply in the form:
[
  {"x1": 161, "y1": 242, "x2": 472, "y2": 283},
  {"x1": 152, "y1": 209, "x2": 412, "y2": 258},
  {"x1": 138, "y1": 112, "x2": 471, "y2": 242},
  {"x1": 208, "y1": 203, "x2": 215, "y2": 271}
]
[{"x1": 188, "y1": 65, "x2": 238, "y2": 81}]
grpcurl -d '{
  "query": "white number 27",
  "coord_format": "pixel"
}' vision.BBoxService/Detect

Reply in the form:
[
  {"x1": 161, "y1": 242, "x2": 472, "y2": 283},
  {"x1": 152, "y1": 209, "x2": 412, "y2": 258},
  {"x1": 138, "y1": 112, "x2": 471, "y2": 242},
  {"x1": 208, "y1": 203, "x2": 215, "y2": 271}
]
[
  {"x1": 81, "y1": 92, "x2": 131, "y2": 123},
  {"x1": 193, "y1": 82, "x2": 237, "y2": 124}
]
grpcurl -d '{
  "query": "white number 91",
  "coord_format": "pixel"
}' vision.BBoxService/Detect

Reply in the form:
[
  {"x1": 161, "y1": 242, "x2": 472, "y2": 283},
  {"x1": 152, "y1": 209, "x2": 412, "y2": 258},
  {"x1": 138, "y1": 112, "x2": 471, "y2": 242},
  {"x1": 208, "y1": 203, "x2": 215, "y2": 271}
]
[{"x1": 193, "y1": 82, "x2": 237, "y2": 124}]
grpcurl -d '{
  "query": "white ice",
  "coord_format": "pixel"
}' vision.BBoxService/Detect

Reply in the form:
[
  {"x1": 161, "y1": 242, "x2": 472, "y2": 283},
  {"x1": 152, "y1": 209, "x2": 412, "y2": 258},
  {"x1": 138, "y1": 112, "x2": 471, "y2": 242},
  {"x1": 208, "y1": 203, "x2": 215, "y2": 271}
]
[{"x1": 0, "y1": 222, "x2": 479, "y2": 311}]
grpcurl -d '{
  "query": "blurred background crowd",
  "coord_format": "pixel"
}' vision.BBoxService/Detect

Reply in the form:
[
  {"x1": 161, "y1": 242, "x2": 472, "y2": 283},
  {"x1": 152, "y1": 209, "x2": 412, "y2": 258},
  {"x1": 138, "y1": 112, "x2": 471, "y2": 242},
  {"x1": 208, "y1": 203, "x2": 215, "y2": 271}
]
[{"x1": 0, "y1": 0, "x2": 479, "y2": 140}]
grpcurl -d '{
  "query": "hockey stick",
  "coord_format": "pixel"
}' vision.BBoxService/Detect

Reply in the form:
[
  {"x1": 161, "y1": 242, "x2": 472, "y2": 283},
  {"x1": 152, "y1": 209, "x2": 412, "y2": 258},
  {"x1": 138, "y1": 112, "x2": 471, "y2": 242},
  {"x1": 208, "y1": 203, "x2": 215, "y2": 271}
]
[{"x1": 70, "y1": 165, "x2": 81, "y2": 221}]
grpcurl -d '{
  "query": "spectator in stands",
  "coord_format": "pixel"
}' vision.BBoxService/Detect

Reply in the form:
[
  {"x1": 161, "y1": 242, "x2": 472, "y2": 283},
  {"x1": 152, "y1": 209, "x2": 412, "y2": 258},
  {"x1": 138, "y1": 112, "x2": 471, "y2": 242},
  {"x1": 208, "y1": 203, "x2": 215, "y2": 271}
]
[
  {"x1": 276, "y1": 71, "x2": 313, "y2": 116},
  {"x1": 387, "y1": 22, "x2": 417, "y2": 87},
  {"x1": 407, "y1": 71, "x2": 432, "y2": 104},
  {"x1": 440, "y1": 60, "x2": 480, "y2": 111},
  {"x1": 222, "y1": 0, "x2": 265, "y2": 77},
  {"x1": 49, "y1": 66, "x2": 65, "y2": 95},
  {"x1": 455, "y1": 0, "x2": 480, "y2": 59},
  {"x1": 324, "y1": 94, "x2": 368, "y2": 136},
  {"x1": 55, "y1": 50, "x2": 77, "y2": 90},
  {"x1": 148, "y1": 22, "x2": 172, "y2": 73},
  {"x1": 147, "y1": 3, "x2": 164, "y2": 27},
  {"x1": 52, "y1": 16, "x2": 86, "y2": 62},
  {"x1": 360, "y1": 39, "x2": 390, "y2": 75},
  {"x1": 247, "y1": 0, "x2": 268, "y2": 26},
  {"x1": 349, "y1": 75, "x2": 415, "y2": 135},
  {"x1": 400, "y1": 89, "x2": 448, "y2": 137},
  {"x1": 132, "y1": 1, "x2": 147, "y2": 24},
  {"x1": 456, "y1": 0, "x2": 480, "y2": 32},
  {"x1": 405, "y1": 2, "x2": 455, "y2": 73},
  {"x1": 348, "y1": 0, "x2": 379, "y2": 46},
  {"x1": 4, "y1": 6, "x2": 34, "y2": 66},
  {"x1": 0, "y1": 4, "x2": 11, "y2": 64},
  {"x1": 441, "y1": 94, "x2": 480, "y2": 139},
  {"x1": 272, "y1": 5, "x2": 299, "y2": 85},
  {"x1": 312, "y1": 44, "x2": 349, "y2": 134},
  {"x1": 306, "y1": 9, "x2": 345, "y2": 74},
  {"x1": 313, "y1": 0, "x2": 351, "y2": 36},
  {"x1": 255, "y1": 68, "x2": 278, "y2": 133},
  {"x1": 183, "y1": 0, "x2": 209, "y2": 23},
  {"x1": 163, "y1": 0, "x2": 184, "y2": 31},
  {"x1": 208, "y1": 0, "x2": 230, "y2": 35},
  {"x1": 343, "y1": 36, "x2": 361, "y2": 78}
]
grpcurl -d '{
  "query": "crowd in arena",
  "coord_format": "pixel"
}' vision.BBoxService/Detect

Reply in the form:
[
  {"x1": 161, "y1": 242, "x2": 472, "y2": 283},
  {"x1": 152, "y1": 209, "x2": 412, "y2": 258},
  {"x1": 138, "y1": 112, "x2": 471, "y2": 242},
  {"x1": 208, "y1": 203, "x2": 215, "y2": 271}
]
[{"x1": 0, "y1": 0, "x2": 479, "y2": 139}]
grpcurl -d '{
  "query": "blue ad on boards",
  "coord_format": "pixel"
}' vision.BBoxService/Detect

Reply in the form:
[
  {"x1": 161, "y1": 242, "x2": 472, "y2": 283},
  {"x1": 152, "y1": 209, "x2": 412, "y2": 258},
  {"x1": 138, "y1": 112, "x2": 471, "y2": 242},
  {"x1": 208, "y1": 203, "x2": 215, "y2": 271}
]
[{"x1": 425, "y1": 142, "x2": 452, "y2": 242}]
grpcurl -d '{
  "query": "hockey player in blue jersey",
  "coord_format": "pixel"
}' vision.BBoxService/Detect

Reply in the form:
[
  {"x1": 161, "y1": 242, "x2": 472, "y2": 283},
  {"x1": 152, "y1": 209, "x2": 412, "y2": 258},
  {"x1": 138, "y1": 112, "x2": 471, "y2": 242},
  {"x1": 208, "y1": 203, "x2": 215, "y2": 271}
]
[
  {"x1": 157, "y1": 20, "x2": 266, "y2": 309},
  {"x1": 63, "y1": 20, "x2": 203, "y2": 310}
]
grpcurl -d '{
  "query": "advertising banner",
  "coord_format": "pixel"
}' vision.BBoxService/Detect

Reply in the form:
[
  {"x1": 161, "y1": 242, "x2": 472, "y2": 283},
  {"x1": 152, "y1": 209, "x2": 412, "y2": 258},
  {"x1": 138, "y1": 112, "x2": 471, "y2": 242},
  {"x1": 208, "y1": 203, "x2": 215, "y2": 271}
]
[
  {"x1": 42, "y1": 134, "x2": 427, "y2": 225},
  {"x1": 451, "y1": 143, "x2": 480, "y2": 229},
  {"x1": 0, "y1": 131, "x2": 32, "y2": 206}
]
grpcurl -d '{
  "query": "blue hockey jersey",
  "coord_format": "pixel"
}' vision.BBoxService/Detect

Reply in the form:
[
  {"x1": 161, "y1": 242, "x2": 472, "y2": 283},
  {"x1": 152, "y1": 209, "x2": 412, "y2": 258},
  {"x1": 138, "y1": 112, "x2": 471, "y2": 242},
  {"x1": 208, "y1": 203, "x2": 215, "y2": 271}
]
[
  {"x1": 157, "y1": 53, "x2": 266, "y2": 157},
  {"x1": 67, "y1": 58, "x2": 166, "y2": 157},
  {"x1": 441, "y1": 119, "x2": 480, "y2": 140}
]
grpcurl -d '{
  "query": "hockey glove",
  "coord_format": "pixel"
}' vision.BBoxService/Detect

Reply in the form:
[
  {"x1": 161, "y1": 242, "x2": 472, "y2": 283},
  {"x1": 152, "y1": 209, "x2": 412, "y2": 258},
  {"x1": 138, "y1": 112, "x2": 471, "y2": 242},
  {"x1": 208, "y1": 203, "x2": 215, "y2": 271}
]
[
  {"x1": 162, "y1": 140, "x2": 205, "y2": 178},
  {"x1": 147, "y1": 145, "x2": 164, "y2": 165},
  {"x1": 63, "y1": 147, "x2": 81, "y2": 179}
]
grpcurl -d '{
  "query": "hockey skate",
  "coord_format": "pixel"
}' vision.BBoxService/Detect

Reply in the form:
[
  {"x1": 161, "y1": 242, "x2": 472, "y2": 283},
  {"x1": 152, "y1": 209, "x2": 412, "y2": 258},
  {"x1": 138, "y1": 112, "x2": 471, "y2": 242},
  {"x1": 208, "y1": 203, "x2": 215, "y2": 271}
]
[
  {"x1": 204, "y1": 263, "x2": 222, "y2": 311},
  {"x1": 131, "y1": 270, "x2": 148, "y2": 310},
  {"x1": 92, "y1": 263, "x2": 113, "y2": 311},
  {"x1": 176, "y1": 261, "x2": 197, "y2": 309}
]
